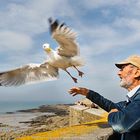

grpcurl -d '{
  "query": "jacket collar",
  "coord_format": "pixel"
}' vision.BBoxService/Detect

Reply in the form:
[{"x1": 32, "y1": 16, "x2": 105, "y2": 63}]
[{"x1": 126, "y1": 85, "x2": 140, "y2": 102}]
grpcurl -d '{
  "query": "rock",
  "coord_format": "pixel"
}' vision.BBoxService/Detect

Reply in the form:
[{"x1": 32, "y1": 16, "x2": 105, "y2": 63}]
[
  {"x1": 75, "y1": 98, "x2": 99, "y2": 108},
  {"x1": 0, "y1": 104, "x2": 70, "y2": 140}
]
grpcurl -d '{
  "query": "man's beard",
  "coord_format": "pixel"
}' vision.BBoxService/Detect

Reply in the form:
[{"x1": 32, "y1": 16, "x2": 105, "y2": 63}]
[{"x1": 120, "y1": 78, "x2": 133, "y2": 89}]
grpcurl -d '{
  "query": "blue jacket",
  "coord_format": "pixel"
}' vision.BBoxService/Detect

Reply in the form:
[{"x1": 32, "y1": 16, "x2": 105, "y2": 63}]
[{"x1": 86, "y1": 88, "x2": 140, "y2": 140}]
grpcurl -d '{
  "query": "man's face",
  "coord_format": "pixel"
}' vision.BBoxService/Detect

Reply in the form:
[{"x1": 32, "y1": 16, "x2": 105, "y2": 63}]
[{"x1": 118, "y1": 64, "x2": 138, "y2": 89}]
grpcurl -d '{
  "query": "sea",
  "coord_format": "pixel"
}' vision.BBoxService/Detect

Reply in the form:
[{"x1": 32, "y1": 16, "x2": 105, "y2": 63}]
[{"x1": 0, "y1": 101, "x2": 55, "y2": 114}]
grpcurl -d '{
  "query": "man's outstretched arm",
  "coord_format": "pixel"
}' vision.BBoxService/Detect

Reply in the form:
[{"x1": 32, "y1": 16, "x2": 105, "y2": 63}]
[{"x1": 69, "y1": 87, "x2": 119, "y2": 112}]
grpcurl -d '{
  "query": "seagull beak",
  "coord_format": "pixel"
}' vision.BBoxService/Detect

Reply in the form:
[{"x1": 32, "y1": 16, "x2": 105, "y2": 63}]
[{"x1": 43, "y1": 46, "x2": 51, "y2": 53}]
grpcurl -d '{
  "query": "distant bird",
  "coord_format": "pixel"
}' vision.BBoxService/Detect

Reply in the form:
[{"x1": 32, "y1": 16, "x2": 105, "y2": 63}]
[{"x1": 0, "y1": 18, "x2": 84, "y2": 87}]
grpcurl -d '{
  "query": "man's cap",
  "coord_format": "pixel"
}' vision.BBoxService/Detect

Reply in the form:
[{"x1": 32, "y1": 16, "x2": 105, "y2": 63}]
[{"x1": 115, "y1": 55, "x2": 140, "y2": 69}]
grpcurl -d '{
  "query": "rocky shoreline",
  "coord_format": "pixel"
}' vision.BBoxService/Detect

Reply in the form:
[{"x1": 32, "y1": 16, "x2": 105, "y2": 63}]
[{"x1": 0, "y1": 104, "x2": 73, "y2": 140}]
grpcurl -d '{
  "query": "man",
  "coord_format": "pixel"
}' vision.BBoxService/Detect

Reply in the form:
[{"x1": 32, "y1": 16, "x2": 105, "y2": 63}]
[{"x1": 68, "y1": 55, "x2": 140, "y2": 140}]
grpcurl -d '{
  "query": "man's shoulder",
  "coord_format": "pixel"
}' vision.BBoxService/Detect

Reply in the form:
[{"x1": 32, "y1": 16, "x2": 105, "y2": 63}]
[{"x1": 133, "y1": 88, "x2": 140, "y2": 100}]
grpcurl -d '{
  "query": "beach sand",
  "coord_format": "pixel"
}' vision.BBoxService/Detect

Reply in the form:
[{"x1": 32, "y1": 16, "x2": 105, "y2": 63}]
[{"x1": 0, "y1": 104, "x2": 71, "y2": 140}]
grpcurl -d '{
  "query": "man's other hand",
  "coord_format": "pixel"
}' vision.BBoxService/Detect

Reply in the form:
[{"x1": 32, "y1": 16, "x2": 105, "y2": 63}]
[{"x1": 109, "y1": 109, "x2": 118, "y2": 114}]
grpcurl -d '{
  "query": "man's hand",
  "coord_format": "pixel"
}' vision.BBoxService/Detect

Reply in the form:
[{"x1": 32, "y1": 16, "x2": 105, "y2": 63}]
[
  {"x1": 109, "y1": 109, "x2": 118, "y2": 114},
  {"x1": 68, "y1": 87, "x2": 89, "y2": 96}
]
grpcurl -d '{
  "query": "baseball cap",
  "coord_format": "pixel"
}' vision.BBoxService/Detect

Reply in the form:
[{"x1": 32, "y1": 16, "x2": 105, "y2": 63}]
[{"x1": 115, "y1": 55, "x2": 140, "y2": 69}]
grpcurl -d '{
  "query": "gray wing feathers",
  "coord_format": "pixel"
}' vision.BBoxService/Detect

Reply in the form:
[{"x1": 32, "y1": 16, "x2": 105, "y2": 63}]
[
  {"x1": 50, "y1": 20, "x2": 79, "y2": 57},
  {"x1": 54, "y1": 25, "x2": 79, "y2": 57},
  {"x1": 0, "y1": 63, "x2": 58, "y2": 86}
]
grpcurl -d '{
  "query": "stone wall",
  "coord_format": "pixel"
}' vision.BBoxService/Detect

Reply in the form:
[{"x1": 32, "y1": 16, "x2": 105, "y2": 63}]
[
  {"x1": 69, "y1": 105, "x2": 114, "y2": 140},
  {"x1": 69, "y1": 105, "x2": 106, "y2": 126}
]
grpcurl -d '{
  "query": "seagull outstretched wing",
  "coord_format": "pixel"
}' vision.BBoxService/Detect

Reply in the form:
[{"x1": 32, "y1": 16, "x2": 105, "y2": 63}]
[
  {"x1": 49, "y1": 19, "x2": 79, "y2": 57},
  {"x1": 0, "y1": 62, "x2": 58, "y2": 86}
]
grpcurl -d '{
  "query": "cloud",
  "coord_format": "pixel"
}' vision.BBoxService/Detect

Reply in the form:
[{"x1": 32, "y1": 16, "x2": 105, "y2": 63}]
[
  {"x1": 78, "y1": 0, "x2": 133, "y2": 9},
  {"x1": 113, "y1": 17, "x2": 140, "y2": 31},
  {"x1": 77, "y1": 16, "x2": 140, "y2": 56},
  {"x1": 0, "y1": 0, "x2": 75, "y2": 36},
  {"x1": 0, "y1": 30, "x2": 33, "y2": 52}
]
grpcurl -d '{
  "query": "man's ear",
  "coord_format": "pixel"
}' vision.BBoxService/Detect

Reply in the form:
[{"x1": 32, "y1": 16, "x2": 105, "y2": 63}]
[{"x1": 134, "y1": 69, "x2": 140, "y2": 78}]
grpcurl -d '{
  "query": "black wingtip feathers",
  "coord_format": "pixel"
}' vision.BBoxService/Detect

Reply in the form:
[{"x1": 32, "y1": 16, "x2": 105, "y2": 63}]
[{"x1": 48, "y1": 17, "x2": 59, "y2": 33}]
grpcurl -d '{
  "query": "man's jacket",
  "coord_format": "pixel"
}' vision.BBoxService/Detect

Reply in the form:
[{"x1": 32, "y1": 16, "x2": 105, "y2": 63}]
[{"x1": 86, "y1": 88, "x2": 140, "y2": 140}]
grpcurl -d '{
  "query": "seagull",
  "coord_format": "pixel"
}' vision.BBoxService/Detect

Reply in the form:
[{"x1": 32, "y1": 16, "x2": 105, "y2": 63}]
[{"x1": 0, "y1": 18, "x2": 84, "y2": 87}]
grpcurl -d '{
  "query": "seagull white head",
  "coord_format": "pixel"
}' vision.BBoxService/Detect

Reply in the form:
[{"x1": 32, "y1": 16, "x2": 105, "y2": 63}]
[{"x1": 43, "y1": 43, "x2": 52, "y2": 53}]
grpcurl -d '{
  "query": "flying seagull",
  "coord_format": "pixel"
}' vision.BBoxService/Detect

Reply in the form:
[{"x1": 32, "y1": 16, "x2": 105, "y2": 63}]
[{"x1": 0, "y1": 18, "x2": 84, "y2": 87}]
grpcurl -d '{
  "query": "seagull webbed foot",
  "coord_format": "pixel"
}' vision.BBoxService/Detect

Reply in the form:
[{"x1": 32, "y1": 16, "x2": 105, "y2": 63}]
[
  {"x1": 72, "y1": 77, "x2": 78, "y2": 83},
  {"x1": 73, "y1": 66, "x2": 84, "y2": 77},
  {"x1": 78, "y1": 71, "x2": 84, "y2": 77}
]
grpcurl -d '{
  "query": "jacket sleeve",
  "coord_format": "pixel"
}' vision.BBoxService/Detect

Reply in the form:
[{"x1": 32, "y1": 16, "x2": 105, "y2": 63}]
[
  {"x1": 108, "y1": 97, "x2": 140, "y2": 133},
  {"x1": 86, "y1": 90, "x2": 119, "y2": 112}
]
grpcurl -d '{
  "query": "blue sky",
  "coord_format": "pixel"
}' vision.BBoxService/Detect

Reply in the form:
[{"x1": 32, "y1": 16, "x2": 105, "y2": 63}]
[{"x1": 0, "y1": 0, "x2": 140, "y2": 104}]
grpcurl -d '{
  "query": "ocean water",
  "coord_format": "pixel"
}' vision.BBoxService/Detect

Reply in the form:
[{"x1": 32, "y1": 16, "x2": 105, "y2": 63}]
[{"x1": 0, "y1": 101, "x2": 52, "y2": 114}]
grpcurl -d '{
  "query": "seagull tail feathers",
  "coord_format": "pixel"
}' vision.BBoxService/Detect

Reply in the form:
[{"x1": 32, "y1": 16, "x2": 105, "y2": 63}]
[{"x1": 71, "y1": 56, "x2": 85, "y2": 67}]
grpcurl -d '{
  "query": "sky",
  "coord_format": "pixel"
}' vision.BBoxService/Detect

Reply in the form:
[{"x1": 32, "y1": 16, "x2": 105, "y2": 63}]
[{"x1": 0, "y1": 0, "x2": 140, "y2": 104}]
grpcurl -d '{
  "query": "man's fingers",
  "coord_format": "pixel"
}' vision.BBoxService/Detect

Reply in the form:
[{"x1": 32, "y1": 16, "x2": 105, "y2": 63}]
[
  {"x1": 68, "y1": 87, "x2": 80, "y2": 96},
  {"x1": 68, "y1": 89, "x2": 75, "y2": 94},
  {"x1": 68, "y1": 87, "x2": 89, "y2": 96},
  {"x1": 68, "y1": 90, "x2": 77, "y2": 96},
  {"x1": 109, "y1": 109, "x2": 119, "y2": 114},
  {"x1": 69, "y1": 87, "x2": 79, "y2": 93},
  {"x1": 71, "y1": 93, "x2": 78, "y2": 96}
]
